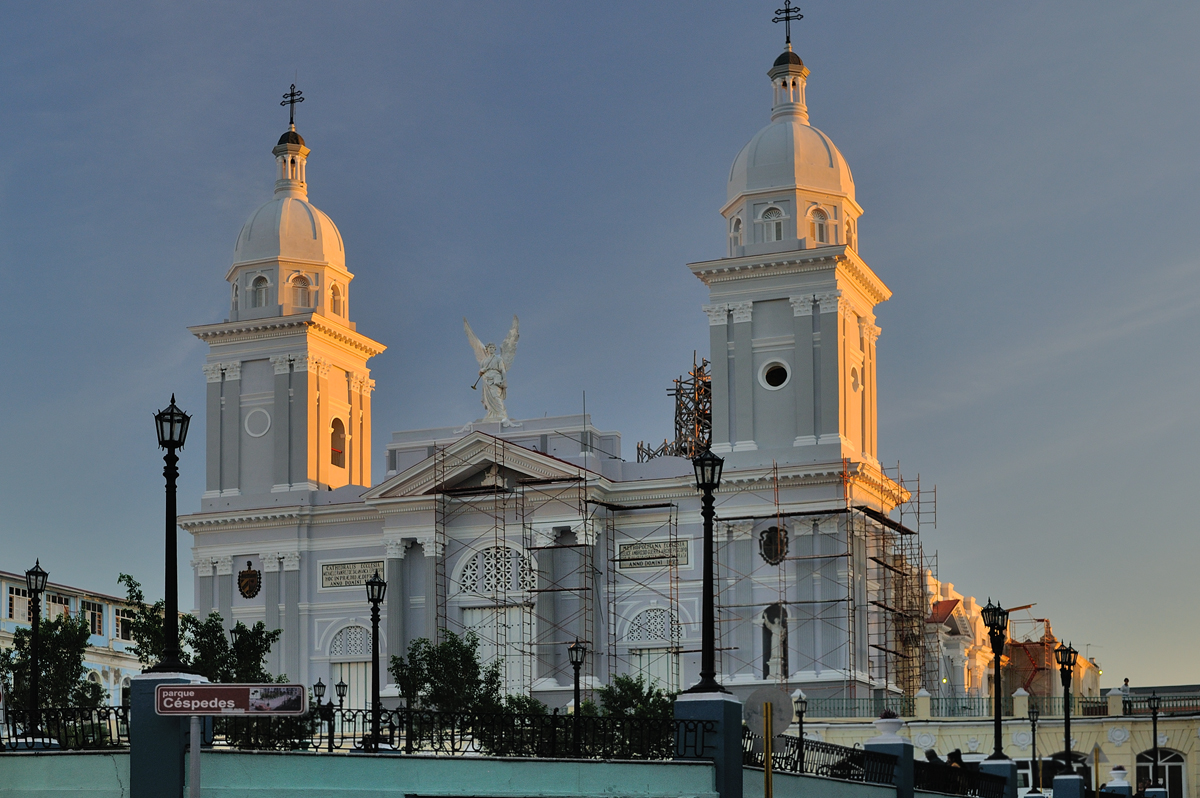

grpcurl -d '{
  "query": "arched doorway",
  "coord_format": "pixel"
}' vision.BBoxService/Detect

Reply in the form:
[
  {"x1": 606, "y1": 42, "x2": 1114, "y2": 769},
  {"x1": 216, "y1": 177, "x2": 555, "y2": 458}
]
[
  {"x1": 329, "y1": 625, "x2": 372, "y2": 709},
  {"x1": 626, "y1": 607, "x2": 682, "y2": 691},
  {"x1": 1137, "y1": 749, "x2": 1185, "y2": 798}
]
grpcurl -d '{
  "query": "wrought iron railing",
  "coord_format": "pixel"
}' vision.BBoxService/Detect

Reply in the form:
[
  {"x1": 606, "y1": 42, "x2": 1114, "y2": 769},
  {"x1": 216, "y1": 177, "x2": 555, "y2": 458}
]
[
  {"x1": 1, "y1": 707, "x2": 130, "y2": 751},
  {"x1": 928, "y1": 697, "x2": 1012, "y2": 718},
  {"x1": 1030, "y1": 695, "x2": 1109, "y2": 717},
  {"x1": 804, "y1": 696, "x2": 915, "y2": 719},
  {"x1": 1123, "y1": 694, "x2": 1200, "y2": 716},
  {"x1": 743, "y1": 731, "x2": 896, "y2": 785},
  {"x1": 913, "y1": 760, "x2": 1007, "y2": 798},
  {"x1": 207, "y1": 707, "x2": 713, "y2": 759}
]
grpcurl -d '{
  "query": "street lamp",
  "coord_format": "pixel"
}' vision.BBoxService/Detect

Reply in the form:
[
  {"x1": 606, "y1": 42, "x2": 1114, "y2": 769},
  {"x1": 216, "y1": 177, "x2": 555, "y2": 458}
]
[
  {"x1": 568, "y1": 640, "x2": 587, "y2": 755},
  {"x1": 25, "y1": 560, "x2": 48, "y2": 733},
  {"x1": 335, "y1": 679, "x2": 347, "y2": 710},
  {"x1": 365, "y1": 570, "x2": 387, "y2": 752},
  {"x1": 1027, "y1": 704, "x2": 1042, "y2": 795},
  {"x1": 794, "y1": 691, "x2": 808, "y2": 774},
  {"x1": 1055, "y1": 641, "x2": 1078, "y2": 773},
  {"x1": 314, "y1": 679, "x2": 335, "y2": 752},
  {"x1": 981, "y1": 598, "x2": 1009, "y2": 760},
  {"x1": 685, "y1": 448, "x2": 726, "y2": 694},
  {"x1": 1148, "y1": 692, "x2": 1161, "y2": 788},
  {"x1": 149, "y1": 395, "x2": 191, "y2": 673}
]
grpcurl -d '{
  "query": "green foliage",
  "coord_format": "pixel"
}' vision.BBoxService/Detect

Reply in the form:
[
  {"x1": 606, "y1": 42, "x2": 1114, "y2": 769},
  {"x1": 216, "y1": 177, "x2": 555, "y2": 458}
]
[
  {"x1": 118, "y1": 574, "x2": 282, "y2": 683},
  {"x1": 389, "y1": 631, "x2": 503, "y2": 713},
  {"x1": 117, "y1": 573, "x2": 167, "y2": 668},
  {"x1": 502, "y1": 693, "x2": 548, "y2": 715},
  {"x1": 0, "y1": 613, "x2": 105, "y2": 709},
  {"x1": 594, "y1": 674, "x2": 674, "y2": 720}
]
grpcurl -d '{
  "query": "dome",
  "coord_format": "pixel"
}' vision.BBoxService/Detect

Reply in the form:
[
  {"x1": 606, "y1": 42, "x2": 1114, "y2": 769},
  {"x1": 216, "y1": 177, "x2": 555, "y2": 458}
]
[
  {"x1": 232, "y1": 196, "x2": 345, "y2": 269},
  {"x1": 277, "y1": 129, "x2": 306, "y2": 146},
  {"x1": 774, "y1": 49, "x2": 804, "y2": 67},
  {"x1": 727, "y1": 118, "x2": 854, "y2": 203}
]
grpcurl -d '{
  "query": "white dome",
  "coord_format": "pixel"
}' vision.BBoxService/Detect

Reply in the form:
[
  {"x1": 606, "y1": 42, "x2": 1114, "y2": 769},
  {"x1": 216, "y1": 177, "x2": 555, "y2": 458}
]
[
  {"x1": 727, "y1": 118, "x2": 855, "y2": 204},
  {"x1": 232, "y1": 195, "x2": 345, "y2": 269}
]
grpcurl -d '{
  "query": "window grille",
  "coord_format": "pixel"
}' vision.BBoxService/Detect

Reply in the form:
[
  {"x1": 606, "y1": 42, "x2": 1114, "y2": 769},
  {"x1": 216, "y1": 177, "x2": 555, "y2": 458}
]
[
  {"x1": 627, "y1": 607, "x2": 682, "y2": 643},
  {"x1": 329, "y1": 625, "x2": 371, "y2": 658},
  {"x1": 457, "y1": 547, "x2": 536, "y2": 594}
]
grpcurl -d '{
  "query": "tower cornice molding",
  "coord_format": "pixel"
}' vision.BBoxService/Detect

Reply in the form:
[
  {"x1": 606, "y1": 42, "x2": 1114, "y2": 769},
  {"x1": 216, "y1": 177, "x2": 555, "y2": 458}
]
[
  {"x1": 188, "y1": 313, "x2": 386, "y2": 358},
  {"x1": 687, "y1": 245, "x2": 891, "y2": 306}
]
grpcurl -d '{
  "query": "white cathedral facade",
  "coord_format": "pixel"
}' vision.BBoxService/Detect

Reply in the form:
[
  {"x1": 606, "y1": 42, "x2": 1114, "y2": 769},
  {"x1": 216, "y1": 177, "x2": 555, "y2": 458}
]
[{"x1": 181, "y1": 40, "x2": 955, "y2": 710}]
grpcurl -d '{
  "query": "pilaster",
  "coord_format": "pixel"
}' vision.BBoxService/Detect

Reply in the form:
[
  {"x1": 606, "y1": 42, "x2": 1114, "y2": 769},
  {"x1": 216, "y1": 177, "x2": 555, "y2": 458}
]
[
  {"x1": 385, "y1": 539, "x2": 406, "y2": 664},
  {"x1": 282, "y1": 552, "x2": 301, "y2": 680},
  {"x1": 815, "y1": 291, "x2": 842, "y2": 446},
  {"x1": 790, "y1": 296, "x2": 817, "y2": 447},
  {"x1": 730, "y1": 301, "x2": 756, "y2": 451},
  {"x1": 704, "y1": 304, "x2": 732, "y2": 451},
  {"x1": 214, "y1": 555, "x2": 233, "y2": 630},
  {"x1": 271, "y1": 355, "x2": 293, "y2": 492},
  {"x1": 261, "y1": 553, "x2": 282, "y2": 675},
  {"x1": 220, "y1": 362, "x2": 241, "y2": 496},
  {"x1": 203, "y1": 364, "x2": 223, "y2": 496}
]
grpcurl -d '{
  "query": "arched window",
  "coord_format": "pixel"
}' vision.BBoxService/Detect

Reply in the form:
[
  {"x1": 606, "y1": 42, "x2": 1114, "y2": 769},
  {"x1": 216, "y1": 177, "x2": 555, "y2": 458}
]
[
  {"x1": 330, "y1": 625, "x2": 371, "y2": 709},
  {"x1": 730, "y1": 217, "x2": 743, "y2": 249},
  {"x1": 762, "y1": 207, "x2": 784, "y2": 242},
  {"x1": 330, "y1": 418, "x2": 346, "y2": 468},
  {"x1": 330, "y1": 284, "x2": 343, "y2": 316},
  {"x1": 627, "y1": 607, "x2": 682, "y2": 690},
  {"x1": 456, "y1": 546, "x2": 536, "y2": 595},
  {"x1": 251, "y1": 276, "x2": 269, "y2": 308},
  {"x1": 810, "y1": 209, "x2": 829, "y2": 245},
  {"x1": 231, "y1": 283, "x2": 239, "y2": 312},
  {"x1": 291, "y1": 276, "x2": 311, "y2": 308},
  {"x1": 627, "y1": 607, "x2": 682, "y2": 644},
  {"x1": 1137, "y1": 750, "x2": 1185, "y2": 798},
  {"x1": 846, "y1": 218, "x2": 856, "y2": 249}
]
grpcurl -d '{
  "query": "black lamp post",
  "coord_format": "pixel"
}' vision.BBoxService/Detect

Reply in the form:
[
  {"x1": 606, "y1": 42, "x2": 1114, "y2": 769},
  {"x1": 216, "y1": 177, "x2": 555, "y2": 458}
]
[
  {"x1": 685, "y1": 448, "x2": 726, "y2": 694},
  {"x1": 365, "y1": 571, "x2": 387, "y2": 752},
  {"x1": 1028, "y1": 704, "x2": 1042, "y2": 795},
  {"x1": 335, "y1": 679, "x2": 347, "y2": 710},
  {"x1": 1055, "y1": 641, "x2": 1078, "y2": 773},
  {"x1": 568, "y1": 640, "x2": 586, "y2": 756},
  {"x1": 794, "y1": 692, "x2": 808, "y2": 773},
  {"x1": 1148, "y1": 692, "x2": 1161, "y2": 788},
  {"x1": 981, "y1": 598, "x2": 1010, "y2": 760},
  {"x1": 25, "y1": 560, "x2": 48, "y2": 733},
  {"x1": 314, "y1": 679, "x2": 335, "y2": 752},
  {"x1": 149, "y1": 395, "x2": 191, "y2": 673}
]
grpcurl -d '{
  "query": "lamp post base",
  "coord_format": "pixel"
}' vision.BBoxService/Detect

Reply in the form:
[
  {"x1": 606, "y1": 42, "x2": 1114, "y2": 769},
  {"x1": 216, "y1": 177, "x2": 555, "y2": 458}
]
[{"x1": 683, "y1": 676, "x2": 729, "y2": 695}]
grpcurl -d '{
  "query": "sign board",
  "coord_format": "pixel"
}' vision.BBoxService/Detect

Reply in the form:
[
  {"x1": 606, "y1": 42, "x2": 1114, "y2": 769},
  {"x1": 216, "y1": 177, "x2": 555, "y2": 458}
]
[
  {"x1": 743, "y1": 687, "x2": 793, "y2": 739},
  {"x1": 617, "y1": 540, "x2": 688, "y2": 570},
  {"x1": 155, "y1": 684, "x2": 308, "y2": 716},
  {"x1": 321, "y1": 560, "x2": 385, "y2": 589}
]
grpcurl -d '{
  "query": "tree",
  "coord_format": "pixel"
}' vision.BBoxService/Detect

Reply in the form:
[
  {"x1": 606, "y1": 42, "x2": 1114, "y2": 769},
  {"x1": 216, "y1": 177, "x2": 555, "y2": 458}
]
[
  {"x1": 389, "y1": 631, "x2": 503, "y2": 713},
  {"x1": 593, "y1": 674, "x2": 674, "y2": 720},
  {"x1": 118, "y1": 574, "x2": 283, "y2": 682},
  {"x1": 0, "y1": 614, "x2": 105, "y2": 709}
]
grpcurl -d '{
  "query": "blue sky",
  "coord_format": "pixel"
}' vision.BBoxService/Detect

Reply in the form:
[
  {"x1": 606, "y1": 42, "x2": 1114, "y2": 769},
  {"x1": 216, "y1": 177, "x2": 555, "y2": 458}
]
[{"x1": 1, "y1": 2, "x2": 1197, "y2": 687}]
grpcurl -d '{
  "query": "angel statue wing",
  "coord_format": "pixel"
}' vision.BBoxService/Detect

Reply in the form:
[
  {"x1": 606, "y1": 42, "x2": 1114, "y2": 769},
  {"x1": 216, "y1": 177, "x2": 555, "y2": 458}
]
[
  {"x1": 500, "y1": 315, "x2": 519, "y2": 369},
  {"x1": 463, "y1": 317, "x2": 487, "y2": 365}
]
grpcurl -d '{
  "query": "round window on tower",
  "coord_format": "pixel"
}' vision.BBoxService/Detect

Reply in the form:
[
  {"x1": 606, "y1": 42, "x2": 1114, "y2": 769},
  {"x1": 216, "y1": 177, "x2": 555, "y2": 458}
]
[{"x1": 760, "y1": 360, "x2": 791, "y2": 390}]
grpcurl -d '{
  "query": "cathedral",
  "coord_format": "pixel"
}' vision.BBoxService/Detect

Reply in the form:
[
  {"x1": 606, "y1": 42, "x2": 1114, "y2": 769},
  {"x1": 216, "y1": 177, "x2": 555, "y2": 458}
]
[{"x1": 180, "y1": 35, "x2": 948, "y2": 710}]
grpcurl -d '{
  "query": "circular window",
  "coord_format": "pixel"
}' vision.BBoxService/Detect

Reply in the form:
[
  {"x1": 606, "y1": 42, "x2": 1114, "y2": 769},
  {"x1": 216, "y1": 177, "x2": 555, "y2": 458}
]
[
  {"x1": 244, "y1": 408, "x2": 272, "y2": 438},
  {"x1": 759, "y1": 361, "x2": 790, "y2": 390}
]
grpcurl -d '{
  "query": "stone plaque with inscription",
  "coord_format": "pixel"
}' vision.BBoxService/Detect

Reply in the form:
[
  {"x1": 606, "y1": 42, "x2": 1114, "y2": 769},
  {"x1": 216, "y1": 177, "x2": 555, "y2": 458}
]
[
  {"x1": 321, "y1": 560, "x2": 385, "y2": 589},
  {"x1": 617, "y1": 540, "x2": 688, "y2": 570}
]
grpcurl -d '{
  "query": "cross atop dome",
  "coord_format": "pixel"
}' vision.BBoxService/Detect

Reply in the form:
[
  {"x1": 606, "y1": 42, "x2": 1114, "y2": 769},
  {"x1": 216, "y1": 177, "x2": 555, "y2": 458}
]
[
  {"x1": 772, "y1": 1, "x2": 803, "y2": 45},
  {"x1": 280, "y1": 83, "x2": 305, "y2": 126}
]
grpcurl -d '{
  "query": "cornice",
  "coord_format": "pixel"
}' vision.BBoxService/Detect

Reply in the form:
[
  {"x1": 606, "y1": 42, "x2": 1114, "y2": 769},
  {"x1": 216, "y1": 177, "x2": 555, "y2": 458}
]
[
  {"x1": 687, "y1": 246, "x2": 891, "y2": 306},
  {"x1": 188, "y1": 313, "x2": 386, "y2": 358}
]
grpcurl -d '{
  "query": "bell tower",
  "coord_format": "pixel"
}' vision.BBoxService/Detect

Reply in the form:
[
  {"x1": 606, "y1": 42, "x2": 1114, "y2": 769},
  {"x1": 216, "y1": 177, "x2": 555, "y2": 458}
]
[
  {"x1": 189, "y1": 97, "x2": 385, "y2": 504},
  {"x1": 690, "y1": 40, "x2": 889, "y2": 469}
]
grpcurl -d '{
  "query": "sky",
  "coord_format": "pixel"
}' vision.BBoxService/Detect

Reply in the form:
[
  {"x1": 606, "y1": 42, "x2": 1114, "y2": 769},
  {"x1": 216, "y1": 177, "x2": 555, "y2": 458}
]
[{"x1": 1, "y1": 2, "x2": 1198, "y2": 689}]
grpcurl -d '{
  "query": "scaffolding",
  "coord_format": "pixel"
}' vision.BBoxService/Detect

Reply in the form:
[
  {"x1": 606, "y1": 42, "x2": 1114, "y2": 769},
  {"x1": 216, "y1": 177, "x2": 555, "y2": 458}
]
[{"x1": 637, "y1": 357, "x2": 711, "y2": 462}]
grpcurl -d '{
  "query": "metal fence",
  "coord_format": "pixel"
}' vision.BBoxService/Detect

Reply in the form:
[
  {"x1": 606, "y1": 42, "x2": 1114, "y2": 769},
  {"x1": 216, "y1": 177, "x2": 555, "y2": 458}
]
[
  {"x1": 208, "y1": 708, "x2": 714, "y2": 760},
  {"x1": 804, "y1": 696, "x2": 915, "y2": 719},
  {"x1": 743, "y1": 731, "x2": 897, "y2": 785},
  {"x1": 928, "y1": 697, "x2": 1013, "y2": 718},
  {"x1": 1123, "y1": 695, "x2": 1200, "y2": 716},
  {"x1": 913, "y1": 760, "x2": 1007, "y2": 798},
  {"x1": 1, "y1": 707, "x2": 130, "y2": 751},
  {"x1": 1029, "y1": 695, "x2": 1109, "y2": 717}
]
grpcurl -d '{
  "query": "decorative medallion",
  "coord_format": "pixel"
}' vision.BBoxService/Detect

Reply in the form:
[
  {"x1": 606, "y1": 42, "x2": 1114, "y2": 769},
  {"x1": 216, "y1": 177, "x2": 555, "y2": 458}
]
[
  {"x1": 759, "y1": 526, "x2": 788, "y2": 565},
  {"x1": 915, "y1": 732, "x2": 937, "y2": 749},
  {"x1": 238, "y1": 560, "x2": 262, "y2": 599},
  {"x1": 1108, "y1": 726, "x2": 1129, "y2": 747}
]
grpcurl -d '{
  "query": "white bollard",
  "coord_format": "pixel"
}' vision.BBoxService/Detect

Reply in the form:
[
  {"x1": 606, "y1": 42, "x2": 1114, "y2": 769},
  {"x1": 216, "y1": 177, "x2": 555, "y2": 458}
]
[{"x1": 189, "y1": 715, "x2": 201, "y2": 798}]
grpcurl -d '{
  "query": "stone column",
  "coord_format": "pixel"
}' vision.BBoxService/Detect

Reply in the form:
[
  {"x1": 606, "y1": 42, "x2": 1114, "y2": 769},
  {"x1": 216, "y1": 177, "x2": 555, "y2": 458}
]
[
  {"x1": 193, "y1": 557, "x2": 214, "y2": 618},
  {"x1": 214, "y1": 556, "x2": 233, "y2": 630},
  {"x1": 270, "y1": 355, "x2": 292, "y2": 492},
  {"x1": 728, "y1": 522, "x2": 753, "y2": 680},
  {"x1": 359, "y1": 377, "x2": 375, "y2": 488},
  {"x1": 534, "y1": 527, "x2": 558, "y2": 682},
  {"x1": 292, "y1": 356, "x2": 315, "y2": 490},
  {"x1": 815, "y1": 292, "x2": 843, "y2": 446},
  {"x1": 790, "y1": 296, "x2": 817, "y2": 447},
  {"x1": 385, "y1": 539, "x2": 406, "y2": 664},
  {"x1": 203, "y1": 364, "x2": 223, "y2": 496},
  {"x1": 261, "y1": 553, "x2": 281, "y2": 675},
  {"x1": 220, "y1": 361, "x2": 241, "y2": 495},
  {"x1": 418, "y1": 537, "x2": 442, "y2": 641},
  {"x1": 730, "y1": 302, "x2": 756, "y2": 451},
  {"x1": 863, "y1": 322, "x2": 880, "y2": 460},
  {"x1": 282, "y1": 552, "x2": 301, "y2": 681},
  {"x1": 703, "y1": 304, "x2": 731, "y2": 451}
]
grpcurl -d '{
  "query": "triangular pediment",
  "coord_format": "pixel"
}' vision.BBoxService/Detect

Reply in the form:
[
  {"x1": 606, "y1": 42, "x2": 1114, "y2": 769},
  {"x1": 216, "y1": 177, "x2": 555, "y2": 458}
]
[{"x1": 362, "y1": 431, "x2": 591, "y2": 500}]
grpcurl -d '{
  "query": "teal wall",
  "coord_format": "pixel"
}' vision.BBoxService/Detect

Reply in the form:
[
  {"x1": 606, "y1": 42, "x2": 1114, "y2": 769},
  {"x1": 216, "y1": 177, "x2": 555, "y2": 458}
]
[
  {"x1": 743, "y1": 767, "x2": 898, "y2": 798},
  {"x1": 0, "y1": 751, "x2": 130, "y2": 798}
]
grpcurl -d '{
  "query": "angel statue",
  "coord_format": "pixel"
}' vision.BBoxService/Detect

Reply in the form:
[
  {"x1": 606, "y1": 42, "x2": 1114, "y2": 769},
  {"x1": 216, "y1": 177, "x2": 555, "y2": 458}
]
[{"x1": 464, "y1": 315, "x2": 520, "y2": 426}]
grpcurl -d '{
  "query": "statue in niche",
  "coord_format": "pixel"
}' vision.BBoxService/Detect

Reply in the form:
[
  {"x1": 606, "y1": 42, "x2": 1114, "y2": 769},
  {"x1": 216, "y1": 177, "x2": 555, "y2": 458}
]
[
  {"x1": 756, "y1": 603, "x2": 788, "y2": 679},
  {"x1": 464, "y1": 315, "x2": 520, "y2": 426}
]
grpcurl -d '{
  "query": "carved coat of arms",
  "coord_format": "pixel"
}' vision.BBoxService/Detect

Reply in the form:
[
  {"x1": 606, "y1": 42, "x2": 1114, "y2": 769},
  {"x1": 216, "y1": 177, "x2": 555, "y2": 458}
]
[{"x1": 238, "y1": 560, "x2": 262, "y2": 599}]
